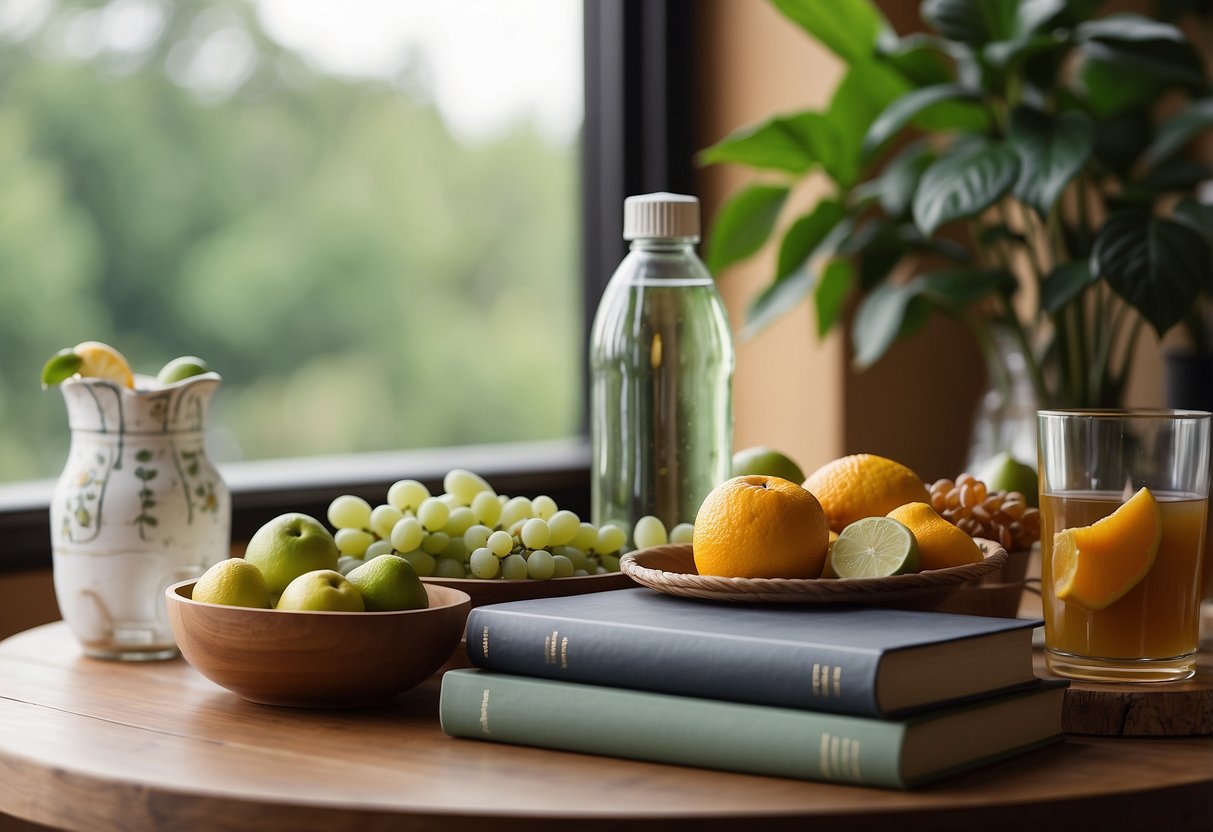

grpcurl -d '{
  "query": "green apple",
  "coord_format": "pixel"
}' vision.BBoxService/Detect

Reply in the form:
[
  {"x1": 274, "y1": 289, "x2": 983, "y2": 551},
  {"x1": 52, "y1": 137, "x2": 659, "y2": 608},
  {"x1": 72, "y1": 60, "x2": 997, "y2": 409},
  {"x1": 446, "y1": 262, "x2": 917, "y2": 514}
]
[
  {"x1": 243, "y1": 512, "x2": 340, "y2": 599},
  {"x1": 346, "y1": 554, "x2": 429, "y2": 611},
  {"x1": 191, "y1": 558, "x2": 272, "y2": 609},
  {"x1": 156, "y1": 355, "x2": 210, "y2": 385},
  {"x1": 731, "y1": 446, "x2": 805, "y2": 484},
  {"x1": 976, "y1": 452, "x2": 1039, "y2": 506},
  {"x1": 276, "y1": 569, "x2": 365, "y2": 612}
]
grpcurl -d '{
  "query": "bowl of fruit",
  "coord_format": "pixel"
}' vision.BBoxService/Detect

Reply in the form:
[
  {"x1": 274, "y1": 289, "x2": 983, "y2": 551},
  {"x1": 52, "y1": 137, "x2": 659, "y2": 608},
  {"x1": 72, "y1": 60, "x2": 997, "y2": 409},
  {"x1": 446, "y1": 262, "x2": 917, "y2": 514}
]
[
  {"x1": 322, "y1": 469, "x2": 642, "y2": 607},
  {"x1": 621, "y1": 454, "x2": 1036, "y2": 613},
  {"x1": 167, "y1": 513, "x2": 471, "y2": 707}
]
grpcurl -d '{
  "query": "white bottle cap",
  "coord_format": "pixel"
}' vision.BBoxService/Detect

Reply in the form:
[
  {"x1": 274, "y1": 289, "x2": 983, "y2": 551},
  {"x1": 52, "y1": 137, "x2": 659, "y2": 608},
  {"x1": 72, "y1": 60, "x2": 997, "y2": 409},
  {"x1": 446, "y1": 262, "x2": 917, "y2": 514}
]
[{"x1": 623, "y1": 192, "x2": 700, "y2": 240}]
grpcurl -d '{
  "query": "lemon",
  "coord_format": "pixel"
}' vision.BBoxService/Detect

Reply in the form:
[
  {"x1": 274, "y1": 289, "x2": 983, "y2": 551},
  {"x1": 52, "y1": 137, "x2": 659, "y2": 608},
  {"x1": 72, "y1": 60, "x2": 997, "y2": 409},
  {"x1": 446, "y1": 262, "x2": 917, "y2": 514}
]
[
  {"x1": 73, "y1": 341, "x2": 135, "y2": 388},
  {"x1": 827, "y1": 517, "x2": 919, "y2": 578},
  {"x1": 887, "y1": 501, "x2": 983, "y2": 570},
  {"x1": 192, "y1": 558, "x2": 272, "y2": 609}
]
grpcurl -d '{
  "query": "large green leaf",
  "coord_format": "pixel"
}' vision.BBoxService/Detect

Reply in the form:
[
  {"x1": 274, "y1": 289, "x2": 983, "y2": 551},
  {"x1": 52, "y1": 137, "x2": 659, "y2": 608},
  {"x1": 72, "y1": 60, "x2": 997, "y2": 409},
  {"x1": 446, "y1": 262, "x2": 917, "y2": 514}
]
[
  {"x1": 743, "y1": 269, "x2": 814, "y2": 342},
  {"x1": 1136, "y1": 158, "x2": 1213, "y2": 194},
  {"x1": 1077, "y1": 14, "x2": 1190, "y2": 44},
  {"x1": 875, "y1": 32, "x2": 954, "y2": 86},
  {"x1": 774, "y1": 200, "x2": 846, "y2": 281},
  {"x1": 1007, "y1": 107, "x2": 1094, "y2": 217},
  {"x1": 835, "y1": 219, "x2": 906, "y2": 291},
  {"x1": 875, "y1": 140, "x2": 937, "y2": 220},
  {"x1": 861, "y1": 84, "x2": 983, "y2": 161},
  {"x1": 1078, "y1": 57, "x2": 1160, "y2": 119},
  {"x1": 827, "y1": 61, "x2": 912, "y2": 186},
  {"x1": 1091, "y1": 112, "x2": 1154, "y2": 175},
  {"x1": 918, "y1": 268, "x2": 1019, "y2": 309},
  {"x1": 705, "y1": 184, "x2": 789, "y2": 273},
  {"x1": 1091, "y1": 211, "x2": 1209, "y2": 335},
  {"x1": 1142, "y1": 99, "x2": 1213, "y2": 168},
  {"x1": 1041, "y1": 260, "x2": 1097, "y2": 313},
  {"x1": 912, "y1": 142, "x2": 1019, "y2": 235},
  {"x1": 1015, "y1": 0, "x2": 1070, "y2": 34},
  {"x1": 851, "y1": 266, "x2": 1015, "y2": 368},
  {"x1": 771, "y1": 0, "x2": 887, "y2": 63},
  {"x1": 852, "y1": 282, "x2": 929, "y2": 369},
  {"x1": 814, "y1": 258, "x2": 854, "y2": 337},
  {"x1": 984, "y1": 31, "x2": 1067, "y2": 72},
  {"x1": 858, "y1": 225, "x2": 906, "y2": 291},
  {"x1": 743, "y1": 206, "x2": 853, "y2": 339},
  {"x1": 921, "y1": 0, "x2": 1019, "y2": 45},
  {"x1": 1172, "y1": 198, "x2": 1213, "y2": 246},
  {"x1": 1076, "y1": 15, "x2": 1206, "y2": 87},
  {"x1": 698, "y1": 111, "x2": 837, "y2": 174},
  {"x1": 1171, "y1": 199, "x2": 1213, "y2": 292}
]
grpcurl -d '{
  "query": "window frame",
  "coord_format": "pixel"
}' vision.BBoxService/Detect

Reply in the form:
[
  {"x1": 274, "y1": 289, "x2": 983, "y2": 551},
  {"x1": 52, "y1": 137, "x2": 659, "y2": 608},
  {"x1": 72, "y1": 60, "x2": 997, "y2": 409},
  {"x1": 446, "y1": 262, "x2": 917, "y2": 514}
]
[{"x1": 0, "y1": 0, "x2": 695, "y2": 573}]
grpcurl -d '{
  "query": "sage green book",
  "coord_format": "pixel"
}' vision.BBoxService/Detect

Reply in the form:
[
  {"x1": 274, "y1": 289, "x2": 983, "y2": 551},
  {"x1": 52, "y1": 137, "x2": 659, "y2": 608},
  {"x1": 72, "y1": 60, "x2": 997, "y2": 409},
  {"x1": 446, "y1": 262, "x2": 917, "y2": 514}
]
[{"x1": 439, "y1": 669, "x2": 1066, "y2": 789}]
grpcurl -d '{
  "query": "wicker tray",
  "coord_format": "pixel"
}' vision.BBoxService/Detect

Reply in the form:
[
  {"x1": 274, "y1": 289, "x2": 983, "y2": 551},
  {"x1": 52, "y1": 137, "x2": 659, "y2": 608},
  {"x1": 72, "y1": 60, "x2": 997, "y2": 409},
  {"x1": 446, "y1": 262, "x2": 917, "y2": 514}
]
[{"x1": 619, "y1": 540, "x2": 1008, "y2": 608}]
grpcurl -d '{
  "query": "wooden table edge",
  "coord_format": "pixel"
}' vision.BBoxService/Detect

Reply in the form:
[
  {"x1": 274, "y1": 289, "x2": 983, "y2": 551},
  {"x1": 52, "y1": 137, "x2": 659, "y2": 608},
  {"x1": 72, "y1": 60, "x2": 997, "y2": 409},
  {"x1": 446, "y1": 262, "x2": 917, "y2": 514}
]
[{"x1": 2, "y1": 623, "x2": 1212, "y2": 832}]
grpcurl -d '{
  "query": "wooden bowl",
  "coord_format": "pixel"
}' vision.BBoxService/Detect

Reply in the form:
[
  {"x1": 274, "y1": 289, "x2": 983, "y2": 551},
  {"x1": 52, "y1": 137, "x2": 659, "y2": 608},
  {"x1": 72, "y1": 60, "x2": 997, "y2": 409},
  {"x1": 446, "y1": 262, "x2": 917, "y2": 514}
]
[
  {"x1": 422, "y1": 571, "x2": 636, "y2": 608},
  {"x1": 166, "y1": 580, "x2": 471, "y2": 708}
]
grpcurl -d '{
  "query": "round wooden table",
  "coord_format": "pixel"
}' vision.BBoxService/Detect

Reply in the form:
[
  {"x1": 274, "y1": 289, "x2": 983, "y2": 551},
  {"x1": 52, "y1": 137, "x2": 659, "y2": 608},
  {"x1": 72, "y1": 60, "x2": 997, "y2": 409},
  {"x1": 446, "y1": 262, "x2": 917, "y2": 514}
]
[{"x1": 1, "y1": 623, "x2": 1210, "y2": 831}]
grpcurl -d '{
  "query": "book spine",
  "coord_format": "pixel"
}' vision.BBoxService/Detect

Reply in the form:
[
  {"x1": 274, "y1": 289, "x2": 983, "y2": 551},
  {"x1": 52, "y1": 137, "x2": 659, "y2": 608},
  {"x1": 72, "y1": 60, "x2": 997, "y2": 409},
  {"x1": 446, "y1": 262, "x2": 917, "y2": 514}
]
[
  {"x1": 465, "y1": 607, "x2": 883, "y2": 716},
  {"x1": 439, "y1": 669, "x2": 908, "y2": 788}
]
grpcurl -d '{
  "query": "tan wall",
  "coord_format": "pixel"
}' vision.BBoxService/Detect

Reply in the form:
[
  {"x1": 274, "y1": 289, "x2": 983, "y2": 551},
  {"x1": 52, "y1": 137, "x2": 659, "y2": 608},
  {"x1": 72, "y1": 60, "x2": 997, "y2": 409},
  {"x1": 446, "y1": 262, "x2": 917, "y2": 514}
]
[{"x1": 694, "y1": 0, "x2": 1174, "y2": 483}]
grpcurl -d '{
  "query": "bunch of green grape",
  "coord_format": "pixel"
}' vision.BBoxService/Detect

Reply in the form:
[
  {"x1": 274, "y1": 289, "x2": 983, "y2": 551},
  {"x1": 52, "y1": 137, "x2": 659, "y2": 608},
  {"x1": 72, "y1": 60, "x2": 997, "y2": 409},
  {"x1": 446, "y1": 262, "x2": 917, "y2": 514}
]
[{"x1": 326, "y1": 469, "x2": 694, "y2": 581}]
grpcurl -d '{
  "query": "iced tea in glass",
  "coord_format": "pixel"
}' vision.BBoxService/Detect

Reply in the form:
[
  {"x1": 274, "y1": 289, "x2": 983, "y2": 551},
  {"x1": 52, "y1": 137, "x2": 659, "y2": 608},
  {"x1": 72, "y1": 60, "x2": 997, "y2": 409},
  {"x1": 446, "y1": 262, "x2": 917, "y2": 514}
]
[{"x1": 1038, "y1": 410, "x2": 1210, "y2": 682}]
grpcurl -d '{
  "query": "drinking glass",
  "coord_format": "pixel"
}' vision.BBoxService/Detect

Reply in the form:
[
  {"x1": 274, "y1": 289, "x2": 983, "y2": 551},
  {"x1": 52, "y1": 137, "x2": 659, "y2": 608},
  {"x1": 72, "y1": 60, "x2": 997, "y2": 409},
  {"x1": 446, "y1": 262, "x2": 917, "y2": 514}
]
[{"x1": 1037, "y1": 409, "x2": 1210, "y2": 682}]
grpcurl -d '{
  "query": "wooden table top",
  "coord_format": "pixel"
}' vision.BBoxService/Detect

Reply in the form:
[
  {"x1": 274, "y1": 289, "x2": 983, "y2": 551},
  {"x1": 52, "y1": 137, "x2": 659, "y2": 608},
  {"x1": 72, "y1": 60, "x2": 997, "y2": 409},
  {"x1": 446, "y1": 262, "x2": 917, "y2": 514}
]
[{"x1": 1, "y1": 622, "x2": 1211, "y2": 832}]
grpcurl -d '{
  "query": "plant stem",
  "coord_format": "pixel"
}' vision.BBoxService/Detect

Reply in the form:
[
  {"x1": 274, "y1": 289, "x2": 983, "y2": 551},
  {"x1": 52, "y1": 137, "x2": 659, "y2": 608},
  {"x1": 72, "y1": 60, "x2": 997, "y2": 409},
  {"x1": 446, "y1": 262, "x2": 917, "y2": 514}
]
[
  {"x1": 964, "y1": 310, "x2": 1013, "y2": 401},
  {"x1": 1000, "y1": 294, "x2": 1051, "y2": 407},
  {"x1": 1112, "y1": 316, "x2": 1145, "y2": 404},
  {"x1": 1090, "y1": 286, "x2": 1124, "y2": 403}
]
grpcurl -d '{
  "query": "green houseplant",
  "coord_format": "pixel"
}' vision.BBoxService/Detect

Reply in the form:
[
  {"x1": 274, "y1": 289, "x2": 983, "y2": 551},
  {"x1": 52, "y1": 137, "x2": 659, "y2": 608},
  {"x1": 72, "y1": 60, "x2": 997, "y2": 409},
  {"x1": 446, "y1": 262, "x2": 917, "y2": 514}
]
[{"x1": 702, "y1": 0, "x2": 1213, "y2": 412}]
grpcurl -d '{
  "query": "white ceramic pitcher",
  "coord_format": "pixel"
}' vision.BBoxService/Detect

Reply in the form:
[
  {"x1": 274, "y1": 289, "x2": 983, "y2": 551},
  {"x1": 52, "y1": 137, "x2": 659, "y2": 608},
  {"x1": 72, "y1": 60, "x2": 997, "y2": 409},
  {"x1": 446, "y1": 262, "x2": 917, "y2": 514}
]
[{"x1": 51, "y1": 373, "x2": 230, "y2": 659}]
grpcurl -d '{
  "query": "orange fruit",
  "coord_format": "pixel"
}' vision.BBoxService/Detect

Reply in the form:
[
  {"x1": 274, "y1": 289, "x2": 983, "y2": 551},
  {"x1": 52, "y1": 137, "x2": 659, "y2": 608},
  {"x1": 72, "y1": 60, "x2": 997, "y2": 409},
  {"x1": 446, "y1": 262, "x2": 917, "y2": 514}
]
[
  {"x1": 692, "y1": 475, "x2": 829, "y2": 578},
  {"x1": 804, "y1": 453, "x2": 931, "y2": 533},
  {"x1": 887, "y1": 501, "x2": 983, "y2": 571},
  {"x1": 73, "y1": 341, "x2": 135, "y2": 388},
  {"x1": 1052, "y1": 487, "x2": 1161, "y2": 611}
]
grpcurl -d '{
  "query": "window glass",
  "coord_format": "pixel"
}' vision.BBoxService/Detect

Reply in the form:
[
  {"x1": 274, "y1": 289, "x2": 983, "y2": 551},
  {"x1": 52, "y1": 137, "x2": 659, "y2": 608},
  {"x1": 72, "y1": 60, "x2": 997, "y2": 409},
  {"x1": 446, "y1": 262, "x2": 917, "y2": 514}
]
[{"x1": 0, "y1": 0, "x2": 584, "y2": 483}]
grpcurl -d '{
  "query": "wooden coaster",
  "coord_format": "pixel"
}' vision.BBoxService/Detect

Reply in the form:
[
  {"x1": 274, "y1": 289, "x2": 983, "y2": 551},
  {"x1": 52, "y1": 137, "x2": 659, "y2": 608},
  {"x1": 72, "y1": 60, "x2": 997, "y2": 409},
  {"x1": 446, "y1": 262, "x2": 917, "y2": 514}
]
[{"x1": 1033, "y1": 650, "x2": 1213, "y2": 736}]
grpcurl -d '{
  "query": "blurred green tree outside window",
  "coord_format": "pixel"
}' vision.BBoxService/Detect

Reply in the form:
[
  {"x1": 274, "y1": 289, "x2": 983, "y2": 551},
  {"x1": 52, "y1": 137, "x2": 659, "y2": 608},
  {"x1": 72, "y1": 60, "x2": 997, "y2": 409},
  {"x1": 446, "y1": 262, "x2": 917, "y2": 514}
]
[{"x1": 0, "y1": 0, "x2": 583, "y2": 483}]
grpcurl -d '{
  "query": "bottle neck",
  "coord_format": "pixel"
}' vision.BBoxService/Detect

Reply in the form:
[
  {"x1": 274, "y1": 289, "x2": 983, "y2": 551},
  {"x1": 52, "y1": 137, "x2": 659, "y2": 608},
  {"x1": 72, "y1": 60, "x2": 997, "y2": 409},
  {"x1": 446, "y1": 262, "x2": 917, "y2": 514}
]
[{"x1": 628, "y1": 237, "x2": 698, "y2": 254}]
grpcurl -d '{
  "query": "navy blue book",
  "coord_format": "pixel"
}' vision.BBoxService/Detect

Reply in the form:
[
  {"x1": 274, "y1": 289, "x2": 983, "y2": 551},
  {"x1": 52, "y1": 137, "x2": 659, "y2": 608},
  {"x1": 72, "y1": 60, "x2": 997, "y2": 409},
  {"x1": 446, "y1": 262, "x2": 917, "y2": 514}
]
[{"x1": 465, "y1": 588, "x2": 1041, "y2": 717}]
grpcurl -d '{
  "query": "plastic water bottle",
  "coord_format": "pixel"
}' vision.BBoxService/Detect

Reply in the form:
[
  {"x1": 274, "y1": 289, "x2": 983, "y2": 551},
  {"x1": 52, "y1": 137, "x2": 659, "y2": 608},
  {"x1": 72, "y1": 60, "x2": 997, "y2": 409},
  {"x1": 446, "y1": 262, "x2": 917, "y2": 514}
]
[{"x1": 590, "y1": 192, "x2": 735, "y2": 535}]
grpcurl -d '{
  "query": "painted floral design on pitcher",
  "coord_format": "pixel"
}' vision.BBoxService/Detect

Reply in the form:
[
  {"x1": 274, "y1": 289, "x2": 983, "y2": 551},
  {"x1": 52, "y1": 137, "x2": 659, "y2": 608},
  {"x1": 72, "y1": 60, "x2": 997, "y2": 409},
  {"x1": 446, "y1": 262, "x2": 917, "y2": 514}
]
[{"x1": 51, "y1": 373, "x2": 231, "y2": 660}]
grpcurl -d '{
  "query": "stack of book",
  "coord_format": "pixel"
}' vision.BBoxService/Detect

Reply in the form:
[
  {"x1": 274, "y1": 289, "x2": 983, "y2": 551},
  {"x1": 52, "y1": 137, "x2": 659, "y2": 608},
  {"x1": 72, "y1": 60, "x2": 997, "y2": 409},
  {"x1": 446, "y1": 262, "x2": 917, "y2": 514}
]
[{"x1": 439, "y1": 588, "x2": 1066, "y2": 789}]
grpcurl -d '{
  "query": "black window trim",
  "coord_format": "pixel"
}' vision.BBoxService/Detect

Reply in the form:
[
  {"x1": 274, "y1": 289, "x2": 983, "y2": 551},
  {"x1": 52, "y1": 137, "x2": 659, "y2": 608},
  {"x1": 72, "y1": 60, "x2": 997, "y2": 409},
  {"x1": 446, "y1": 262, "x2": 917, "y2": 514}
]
[{"x1": 0, "y1": 0, "x2": 694, "y2": 574}]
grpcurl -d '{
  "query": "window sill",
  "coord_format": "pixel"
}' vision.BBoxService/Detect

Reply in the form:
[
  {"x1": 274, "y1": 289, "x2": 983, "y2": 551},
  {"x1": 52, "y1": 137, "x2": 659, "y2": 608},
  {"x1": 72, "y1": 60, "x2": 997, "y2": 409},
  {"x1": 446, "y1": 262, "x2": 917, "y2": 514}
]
[{"x1": 0, "y1": 438, "x2": 591, "y2": 573}]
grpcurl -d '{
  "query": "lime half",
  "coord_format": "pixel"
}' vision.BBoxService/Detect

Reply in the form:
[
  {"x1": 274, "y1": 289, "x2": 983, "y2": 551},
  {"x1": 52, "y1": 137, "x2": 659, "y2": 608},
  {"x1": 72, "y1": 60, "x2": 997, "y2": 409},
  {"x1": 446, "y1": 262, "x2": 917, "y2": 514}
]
[{"x1": 827, "y1": 517, "x2": 919, "y2": 578}]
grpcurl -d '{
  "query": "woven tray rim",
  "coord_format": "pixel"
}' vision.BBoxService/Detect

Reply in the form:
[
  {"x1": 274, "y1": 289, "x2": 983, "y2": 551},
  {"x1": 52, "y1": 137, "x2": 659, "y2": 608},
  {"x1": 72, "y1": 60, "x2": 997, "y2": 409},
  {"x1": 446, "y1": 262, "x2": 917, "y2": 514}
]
[{"x1": 619, "y1": 539, "x2": 1008, "y2": 605}]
